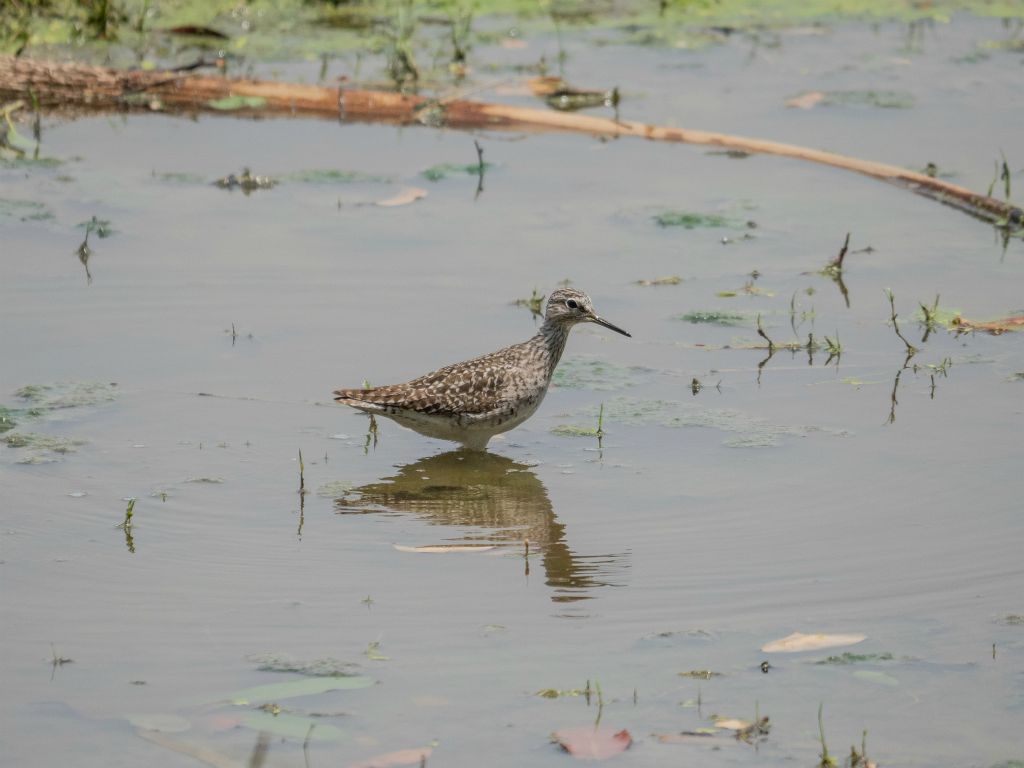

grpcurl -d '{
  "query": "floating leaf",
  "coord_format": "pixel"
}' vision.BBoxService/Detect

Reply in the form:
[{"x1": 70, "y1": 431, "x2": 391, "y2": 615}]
[
  {"x1": 376, "y1": 187, "x2": 427, "y2": 207},
  {"x1": 350, "y1": 746, "x2": 433, "y2": 768},
  {"x1": 762, "y1": 632, "x2": 866, "y2": 653},
  {"x1": 225, "y1": 675, "x2": 374, "y2": 704},
  {"x1": 553, "y1": 726, "x2": 632, "y2": 759},
  {"x1": 207, "y1": 95, "x2": 268, "y2": 111},
  {"x1": 393, "y1": 544, "x2": 494, "y2": 553},
  {"x1": 713, "y1": 717, "x2": 750, "y2": 730},
  {"x1": 241, "y1": 711, "x2": 346, "y2": 741}
]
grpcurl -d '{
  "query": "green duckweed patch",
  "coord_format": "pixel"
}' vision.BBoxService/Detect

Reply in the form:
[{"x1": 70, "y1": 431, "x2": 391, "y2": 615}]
[
  {"x1": 283, "y1": 169, "x2": 393, "y2": 184},
  {"x1": 0, "y1": 405, "x2": 15, "y2": 434},
  {"x1": 654, "y1": 211, "x2": 739, "y2": 229},
  {"x1": 677, "y1": 310, "x2": 750, "y2": 326},
  {"x1": 4, "y1": 432, "x2": 86, "y2": 459},
  {"x1": 0, "y1": 198, "x2": 54, "y2": 221},
  {"x1": 152, "y1": 170, "x2": 207, "y2": 183},
  {"x1": 814, "y1": 652, "x2": 895, "y2": 665},
  {"x1": 421, "y1": 162, "x2": 492, "y2": 182},
  {"x1": 246, "y1": 653, "x2": 362, "y2": 677},
  {"x1": 559, "y1": 397, "x2": 839, "y2": 448},
  {"x1": 15, "y1": 381, "x2": 118, "y2": 410},
  {"x1": 550, "y1": 423, "x2": 601, "y2": 438},
  {"x1": 552, "y1": 356, "x2": 651, "y2": 391}
]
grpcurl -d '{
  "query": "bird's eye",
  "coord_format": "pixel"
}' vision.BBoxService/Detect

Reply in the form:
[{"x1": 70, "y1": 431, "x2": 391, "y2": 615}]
[{"x1": 566, "y1": 299, "x2": 579, "y2": 309}]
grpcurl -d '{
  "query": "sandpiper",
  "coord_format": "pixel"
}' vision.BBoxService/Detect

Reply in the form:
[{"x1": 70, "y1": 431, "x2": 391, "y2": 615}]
[{"x1": 333, "y1": 288, "x2": 630, "y2": 450}]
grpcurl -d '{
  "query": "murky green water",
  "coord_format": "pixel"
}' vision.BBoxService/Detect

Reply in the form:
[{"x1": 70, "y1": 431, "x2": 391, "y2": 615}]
[{"x1": 3, "y1": 12, "x2": 1024, "y2": 768}]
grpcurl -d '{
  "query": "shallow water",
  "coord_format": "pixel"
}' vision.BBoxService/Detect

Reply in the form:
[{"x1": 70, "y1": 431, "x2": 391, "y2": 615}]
[{"x1": 2, "y1": 12, "x2": 1024, "y2": 768}]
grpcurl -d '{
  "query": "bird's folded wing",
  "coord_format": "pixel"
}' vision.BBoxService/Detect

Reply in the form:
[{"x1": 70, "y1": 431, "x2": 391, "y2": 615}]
[{"x1": 334, "y1": 357, "x2": 514, "y2": 416}]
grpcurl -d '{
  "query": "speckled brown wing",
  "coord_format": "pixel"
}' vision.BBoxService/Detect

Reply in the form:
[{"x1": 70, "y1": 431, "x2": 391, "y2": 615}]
[{"x1": 333, "y1": 346, "x2": 523, "y2": 417}]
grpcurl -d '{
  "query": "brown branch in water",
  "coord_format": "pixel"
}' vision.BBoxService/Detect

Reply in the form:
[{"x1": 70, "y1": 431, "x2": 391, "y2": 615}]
[{"x1": 2, "y1": 56, "x2": 1022, "y2": 227}]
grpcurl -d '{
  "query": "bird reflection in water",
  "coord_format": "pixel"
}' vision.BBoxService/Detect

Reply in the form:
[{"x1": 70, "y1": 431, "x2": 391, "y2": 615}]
[{"x1": 333, "y1": 451, "x2": 627, "y2": 602}]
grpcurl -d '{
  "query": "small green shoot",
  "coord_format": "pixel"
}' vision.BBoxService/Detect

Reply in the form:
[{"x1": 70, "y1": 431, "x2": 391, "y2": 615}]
[
  {"x1": 918, "y1": 294, "x2": 941, "y2": 342},
  {"x1": 756, "y1": 314, "x2": 775, "y2": 351},
  {"x1": 824, "y1": 332, "x2": 842, "y2": 365},
  {"x1": 117, "y1": 498, "x2": 136, "y2": 553},
  {"x1": 513, "y1": 288, "x2": 545, "y2": 317},
  {"x1": 820, "y1": 233, "x2": 851, "y2": 307},
  {"x1": 50, "y1": 643, "x2": 73, "y2": 680},
  {"x1": 848, "y1": 730, "x2": 872, "y2": 768},
  {"x1": 988, "y1": 151, "x2": 1011, "y2": 201},
  {"x1": 298, "y1": 449, "x2": 307, "y2": 496},
  {"x1": 117, "y1": 497, "x2": 135, "y2": 529},
  {"x1": 364, "y1": 414, "x2": 378, "y2": 454},
  {"x1": 382, "y1": 0, "x2": 419, "y2": 88},
  {"x1": 885, "y1": 288, "x2": 918, "y2": 358},
  {"x1": 817, "y1": 703, "x2": 837, "y2": 767},
  {"x1": 736, "y1": 702, "x2": 770, "y2": 744},
  {"x1": 364, "y1": 640, "x2": 388, "y2": 661}
]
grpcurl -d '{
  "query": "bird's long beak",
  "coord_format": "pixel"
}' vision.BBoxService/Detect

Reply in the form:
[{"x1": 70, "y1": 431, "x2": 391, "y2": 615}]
[{"x1": 589, "y1": 314, "x2": 631, "y2": 338}]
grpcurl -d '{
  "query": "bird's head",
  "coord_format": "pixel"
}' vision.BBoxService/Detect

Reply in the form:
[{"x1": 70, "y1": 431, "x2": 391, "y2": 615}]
[{"x1": 544, "y1": 288, "x2": 631, "y2": 337}]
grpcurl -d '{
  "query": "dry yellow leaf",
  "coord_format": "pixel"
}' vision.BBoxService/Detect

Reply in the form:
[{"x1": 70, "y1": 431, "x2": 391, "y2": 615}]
[
  {"x1": 761, "y1": 632, "x2": 866, "y2": 653},
  {"x1": 393, "y1": 544, "x2": 495, "y2": 553},
  {"x1": 376, "y1": 187, "x2": 427, "y2": 207},
  {"x1": 786, "y1": 91, "x2": 826, "y2": 109}
]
